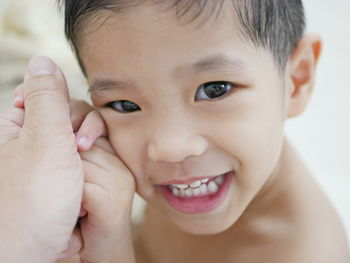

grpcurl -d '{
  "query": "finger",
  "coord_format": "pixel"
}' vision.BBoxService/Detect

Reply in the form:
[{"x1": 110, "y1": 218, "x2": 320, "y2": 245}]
[
  {"x1": 75, "y1": 111, "x2": 107, "y2": 152},
  {"x1": 80, "y1": 149, "x2": 135, "y2": 201},
  {"x1": 56, "y1": 227, "x2": 83, "y2": 260},
  {"x1": 0, "y1": 107, "x2": 25, "y2": 128},
  {"x1": 94, "y1": 137, "x2": 115, "y2": 155},
  {"x1": 80, "y1": 155, "x2": 135, "y2": 226},
  {"x1": 81, "y1": 173, "x2": 134, "y2": 228},
  {"x1": 81, "y1": 160, "x2": 111, "y2": 194},
  {"x1": 13, "y1": 84, "x2": 24, "y2": 109},
  {"x1": 0, "y1": 107, "x2": 25, "y2": 146},
  {"x1": 81, "y1": 182, "x2": 116, "y2": 228},
  {"x1": 79, "y1": 142, "x2": 128, "y2": 174},
  {"x1": 22, "y1": 56, "x2": 72, "y2": 137},
  {"x1": 70, "y1": 99, "x2": 94, "y2": 132}
]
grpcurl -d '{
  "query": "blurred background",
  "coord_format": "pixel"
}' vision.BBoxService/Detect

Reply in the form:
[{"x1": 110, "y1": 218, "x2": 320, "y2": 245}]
[{"x1": 0, "y1": 0, "x2": 349, "y2": 241}]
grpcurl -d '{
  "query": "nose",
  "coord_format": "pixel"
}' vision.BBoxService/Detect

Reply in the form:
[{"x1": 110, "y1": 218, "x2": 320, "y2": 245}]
[{"x1": 147, "y1": 122, "x2": 208, "y2": 163}]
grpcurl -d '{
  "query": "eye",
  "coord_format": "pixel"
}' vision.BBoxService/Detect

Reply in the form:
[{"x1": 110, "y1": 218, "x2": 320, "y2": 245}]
[
  {"x1": 195, "y1": 81, "x2": 235, "y2": 101},
  {"x1": 106, "y1": 100, "x2": 141, "y2": 113}
]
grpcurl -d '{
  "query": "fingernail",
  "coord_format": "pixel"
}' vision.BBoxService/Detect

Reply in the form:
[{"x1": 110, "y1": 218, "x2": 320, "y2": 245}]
[
  {"x1": 13, "y1": 96, "x2": 23, "y2": 107},
  {"x1": 27, "y1": 56, "x2": 56, "y2": 77},
  {"x1": 77, "y1": 136, "x2": 90, "y2": 149}
]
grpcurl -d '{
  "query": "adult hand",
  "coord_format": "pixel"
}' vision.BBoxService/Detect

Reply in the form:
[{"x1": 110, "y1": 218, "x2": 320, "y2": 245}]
[
  {"x1": 0, "y1": 57, "x2": 84, "y2": 263},
  {"x1": 13, "y1": 86, "x2": 136, "y2": 263}
]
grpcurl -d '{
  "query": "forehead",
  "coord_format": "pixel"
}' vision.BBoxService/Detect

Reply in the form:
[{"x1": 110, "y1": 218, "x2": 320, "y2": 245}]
[{"x1": 78, "y1": 1, "x2": 274, "y2": 94}]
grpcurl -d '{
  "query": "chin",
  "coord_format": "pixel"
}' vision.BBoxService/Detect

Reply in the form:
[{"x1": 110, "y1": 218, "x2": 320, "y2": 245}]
[{"x1": 168, "y1": 206, "x2": 242, "y2": 235}]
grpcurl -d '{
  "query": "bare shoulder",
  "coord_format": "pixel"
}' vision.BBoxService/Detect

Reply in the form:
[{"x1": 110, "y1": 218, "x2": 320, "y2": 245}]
[
  {"x1": 286, "y1": 170, "x2": 350, "y2": 262},
  {"x1": 299, "y1": 221, "x2": 350, "y2": 263},
  {"x1": 293, "y1": 190, "x2": 350, "y2": 262},
  {"x1": 247, "y1": 220, "x2": 349, "y2": 263},
  {"x1": 254, "y1": 172, "x2": 350, "y2": 263}
]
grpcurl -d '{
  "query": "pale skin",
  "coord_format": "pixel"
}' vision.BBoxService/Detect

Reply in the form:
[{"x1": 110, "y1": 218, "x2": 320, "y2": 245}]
[{"x1": 3, "y1": 1, "x2": 349, "y2": 263}]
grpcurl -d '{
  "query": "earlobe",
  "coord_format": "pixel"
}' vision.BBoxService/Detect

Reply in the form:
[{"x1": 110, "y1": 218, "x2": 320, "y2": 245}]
[{"x1": 287, "y1": 33, "x2": 322, "y2": 118}]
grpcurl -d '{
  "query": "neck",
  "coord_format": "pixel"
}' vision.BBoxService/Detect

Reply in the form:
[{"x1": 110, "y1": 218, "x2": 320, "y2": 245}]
[
  {"x1": 229, "y1": 138, "x2": 311, "y2": 236},
  {"x1": 246, "y1": 137, "x2": 309, "y2": 216}
]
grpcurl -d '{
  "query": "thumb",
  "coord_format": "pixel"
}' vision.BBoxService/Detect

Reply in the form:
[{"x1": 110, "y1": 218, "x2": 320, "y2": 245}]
[{"x1": 22, "y1": 56, "x2": 72, "y2": 138}]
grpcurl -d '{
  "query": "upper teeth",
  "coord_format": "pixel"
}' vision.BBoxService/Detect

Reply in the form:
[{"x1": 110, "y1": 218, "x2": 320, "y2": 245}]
[
  {"x1": 169, "y1": 174, "x2": 225, "y2": 197},
  {"x1": 173, "y1": 184, "x2": 188, "y2": 189},
  {"x1": 171, "y1": 178, "x2": 210, "y2": 190}
]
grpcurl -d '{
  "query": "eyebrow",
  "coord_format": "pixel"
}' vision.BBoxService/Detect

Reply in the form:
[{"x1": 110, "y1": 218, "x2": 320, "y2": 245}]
[
  {"x1": 88, "y1": 53, "x2": 246, "y2": 96},
  {"x1": 174, "y1": 53, "x2": 246, "y2": 78},
  {"x1": 88, "y1": 79, "x2": 135, "y2": 96}
]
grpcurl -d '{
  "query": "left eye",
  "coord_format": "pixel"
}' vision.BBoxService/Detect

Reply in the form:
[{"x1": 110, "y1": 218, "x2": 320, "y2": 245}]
[{"x1": 195, "y1": 81, "x2": 235, "y2": 100}]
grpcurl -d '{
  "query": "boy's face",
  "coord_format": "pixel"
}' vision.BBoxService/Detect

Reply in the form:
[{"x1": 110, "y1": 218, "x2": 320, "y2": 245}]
[{"x1": 80, "y1": 3, "x2": 289, "y2": 234}]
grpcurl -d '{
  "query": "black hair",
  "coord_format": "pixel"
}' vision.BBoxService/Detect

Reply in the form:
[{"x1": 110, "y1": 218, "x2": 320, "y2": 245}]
[{"x1": 57, "y1": 0, "x2": 305, "y2": 76}]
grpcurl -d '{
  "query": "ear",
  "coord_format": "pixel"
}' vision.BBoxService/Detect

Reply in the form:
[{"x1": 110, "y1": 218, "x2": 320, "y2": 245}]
[{"x1": 286, "y1": 33, "x2": 322, "y2": 118}]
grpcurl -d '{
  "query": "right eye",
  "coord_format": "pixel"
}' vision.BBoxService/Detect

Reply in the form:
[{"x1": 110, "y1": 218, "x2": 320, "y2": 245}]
[
  {"x1": 194, "y1": 81, "x2": 235, "y2": 101},
  {"x1": 106, "y1": 100, "x2": 141, "y2": 113}
]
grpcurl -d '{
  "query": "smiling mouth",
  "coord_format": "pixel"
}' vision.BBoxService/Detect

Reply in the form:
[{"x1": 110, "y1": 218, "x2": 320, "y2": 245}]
[
  {"x1": 168, "y1": 174, "x2": 225, "y2": 198},
  {"x1": 159, "y1": 171, "x2": 234, "y2": 214}
]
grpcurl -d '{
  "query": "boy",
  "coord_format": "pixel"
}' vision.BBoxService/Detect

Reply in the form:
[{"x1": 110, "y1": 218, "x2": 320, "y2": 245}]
[{"x1": 53, "y1": 0, "x2": 349, "y2": 262}]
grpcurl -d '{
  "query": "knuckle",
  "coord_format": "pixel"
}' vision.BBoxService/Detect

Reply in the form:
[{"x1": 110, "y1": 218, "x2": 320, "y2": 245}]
[
  {"x1": 22, "y1": 123, "x2": 76, "y2": 151},
  {"x1": 24, "y1": 76, "x2": 65, "y2": 100}
]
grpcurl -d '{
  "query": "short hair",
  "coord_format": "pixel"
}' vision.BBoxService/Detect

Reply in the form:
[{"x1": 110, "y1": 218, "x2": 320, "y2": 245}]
[{"x1": 57, "y1": 0, "x2": 306, "y2": 75}]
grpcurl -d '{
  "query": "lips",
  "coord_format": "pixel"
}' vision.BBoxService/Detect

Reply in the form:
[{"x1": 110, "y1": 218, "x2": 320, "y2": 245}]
[{"x1": 159, "y1": 171, "x2": 234, "y2": 214}]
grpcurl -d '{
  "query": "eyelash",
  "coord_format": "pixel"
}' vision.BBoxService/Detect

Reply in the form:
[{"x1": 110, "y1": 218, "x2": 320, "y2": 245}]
[{"x1": 105, "y1": 81, "x2": 236, "y2": 113}]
